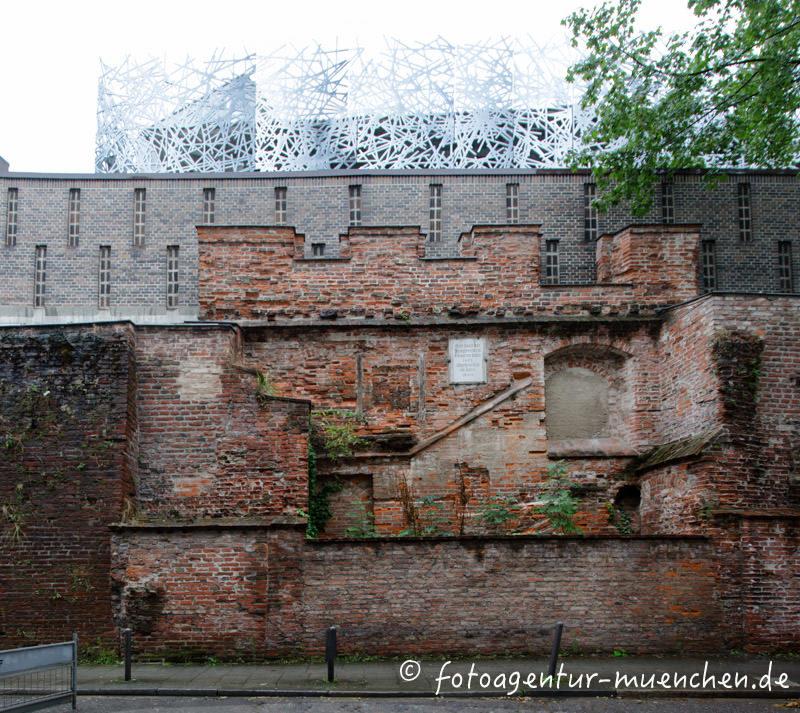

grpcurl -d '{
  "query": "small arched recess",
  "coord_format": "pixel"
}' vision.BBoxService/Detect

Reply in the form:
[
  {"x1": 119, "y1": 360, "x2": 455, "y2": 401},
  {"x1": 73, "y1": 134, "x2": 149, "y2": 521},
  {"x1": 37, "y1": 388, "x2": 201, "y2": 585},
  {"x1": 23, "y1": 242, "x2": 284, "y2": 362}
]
[{"x1": 544, "y1": 344, "x2": 637, "y2": 457}]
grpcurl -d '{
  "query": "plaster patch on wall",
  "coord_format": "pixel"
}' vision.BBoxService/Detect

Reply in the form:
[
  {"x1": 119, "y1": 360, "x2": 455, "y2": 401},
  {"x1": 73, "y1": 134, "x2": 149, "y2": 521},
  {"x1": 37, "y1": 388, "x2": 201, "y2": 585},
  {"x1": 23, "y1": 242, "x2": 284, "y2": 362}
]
[
  {"x1": 545, "y1": 367, "x2": 609, "y2": 440},
  {"x1": 176, "y1": 358, "x2": 223, "y2": 401}
]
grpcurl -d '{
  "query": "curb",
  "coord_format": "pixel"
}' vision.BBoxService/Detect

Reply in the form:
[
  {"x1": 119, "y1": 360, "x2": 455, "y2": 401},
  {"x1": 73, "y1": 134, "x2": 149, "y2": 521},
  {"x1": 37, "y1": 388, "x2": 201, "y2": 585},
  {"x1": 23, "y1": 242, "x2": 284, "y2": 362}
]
[
  {"x1": 78, "y1": 687, "x2": 617, "y2": 698},
  {"x1": 77, "y1": 686, "x2": 800, "y2": 699}
]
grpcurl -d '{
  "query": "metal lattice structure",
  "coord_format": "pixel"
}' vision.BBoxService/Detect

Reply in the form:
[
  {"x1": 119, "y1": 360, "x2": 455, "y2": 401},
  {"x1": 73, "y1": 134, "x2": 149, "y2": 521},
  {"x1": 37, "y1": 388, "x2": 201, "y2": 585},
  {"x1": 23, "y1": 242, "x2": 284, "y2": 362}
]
[{"x1": 96, "y1": 39, "x2": 591, "y2": 173}]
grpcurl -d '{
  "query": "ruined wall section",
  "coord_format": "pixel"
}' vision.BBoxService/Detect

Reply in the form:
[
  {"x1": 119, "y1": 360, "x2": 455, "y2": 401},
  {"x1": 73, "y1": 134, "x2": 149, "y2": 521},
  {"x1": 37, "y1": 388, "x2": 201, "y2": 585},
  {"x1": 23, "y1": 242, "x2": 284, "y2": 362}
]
[
  {"x1": 710, "y1": 295, "x2": 800, "y2": 508},
  {"x1": 134, "y1": 325, "x2": 310, "y2": 521},
  {"x1": 0, "y1": 324, "x2": 134, "y2": 649},
  {"x1": 243, "y1": 321, "x2": 663, "y2": 537}
]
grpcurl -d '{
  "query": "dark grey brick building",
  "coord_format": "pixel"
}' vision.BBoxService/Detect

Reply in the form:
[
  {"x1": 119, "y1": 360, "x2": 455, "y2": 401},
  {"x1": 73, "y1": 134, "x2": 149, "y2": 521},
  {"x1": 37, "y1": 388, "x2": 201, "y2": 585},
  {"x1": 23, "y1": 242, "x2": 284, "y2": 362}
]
[{"x1": 1, "y1": 162, "x2": 797, "y2": 324}]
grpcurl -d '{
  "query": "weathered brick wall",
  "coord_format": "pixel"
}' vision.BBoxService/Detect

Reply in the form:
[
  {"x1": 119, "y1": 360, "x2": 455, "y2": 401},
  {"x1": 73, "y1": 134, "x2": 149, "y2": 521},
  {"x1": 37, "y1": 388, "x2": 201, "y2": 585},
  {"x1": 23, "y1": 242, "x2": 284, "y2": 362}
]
[
  {"x1": 242, "y1": 320, "x2": 663, "y2": 536},
  {"x1": 199, "y1": 224, "x2": 700, "y2": 322},
  {"x1": 0, "y1": 324, "x2": 134, "y2": 649},
  {"x1": 273, "y1": 530, "x2": 727, "y2": 657},
  {"x1": 111, "y1": 527, "x2": 271, "y2": 659},
  {"x1": 740, "y1": 516, "x2": 800, "y2": 650},
  {"x1": 110, "y1": 526, "x2": 726, "y2": 658},
  {"x1": 134, "y1": 325, "x2": 310, "y2": 521},
  {"x1": 596, "y1": 225, "x2": 699, "y2": 303},
  {"x1": 711, "y1": 295, "x2": 800, "y2": 508}
]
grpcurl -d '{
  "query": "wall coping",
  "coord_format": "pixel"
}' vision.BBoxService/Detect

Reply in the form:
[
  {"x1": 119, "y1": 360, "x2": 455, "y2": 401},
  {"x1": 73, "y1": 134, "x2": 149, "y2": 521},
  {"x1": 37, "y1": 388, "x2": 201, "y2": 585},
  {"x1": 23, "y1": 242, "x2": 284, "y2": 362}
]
[
  {"x1": 308, "y1": 533, "x2": 713, "y2": 545},
  {"x1": 110, "y1": 519, "x2": 307, "y2": 531}
]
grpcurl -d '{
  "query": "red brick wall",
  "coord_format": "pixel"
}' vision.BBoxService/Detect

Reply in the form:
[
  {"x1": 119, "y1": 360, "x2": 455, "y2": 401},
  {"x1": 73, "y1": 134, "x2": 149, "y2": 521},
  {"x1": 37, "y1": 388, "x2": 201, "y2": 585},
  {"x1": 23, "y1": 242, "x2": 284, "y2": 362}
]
[
  {"x1": 111, "y1": 527, "x2": 271, "y2": 658},
  {"x1": 199, "y1": 224, "x2": 700, "y2": 322},
  {"x1": 596, "y1": 225, "x2": 700, "y2": 301},
  {"x1": 740, "y1": 517, "x2": 800, "y2": 650},
  {"x1": 134, "y1": 326, "x2": 310, "y2": 521},
  {"x1": 0, "y1": 324, "x2": 134, "y2": 650},
  {"x1": 243, "y1": 321, "x2": 663, "y2": 536},
  {"x1": 286, "y1": 534, "x2": 726, "y2": 656},
  {"x1": 111, "y1": 527, "x2": 727, "y2": 658}
]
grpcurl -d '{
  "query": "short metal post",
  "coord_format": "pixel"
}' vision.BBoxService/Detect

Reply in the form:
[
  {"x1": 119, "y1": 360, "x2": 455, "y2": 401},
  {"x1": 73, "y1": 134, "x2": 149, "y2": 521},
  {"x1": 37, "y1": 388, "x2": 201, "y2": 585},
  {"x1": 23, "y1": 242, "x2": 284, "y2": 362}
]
[
  {"x1": 548, "y1": 621, "x2": 563, "y2": 678},
  {"x1": 71, "y1": 633, "x2": 78, "y2": 710},
  {"x1": 325, "y1": 626, "x2": 337, "y2": 683},
  {"x1": 123, "y1": 628, "x2": 132, "y2": 681}
]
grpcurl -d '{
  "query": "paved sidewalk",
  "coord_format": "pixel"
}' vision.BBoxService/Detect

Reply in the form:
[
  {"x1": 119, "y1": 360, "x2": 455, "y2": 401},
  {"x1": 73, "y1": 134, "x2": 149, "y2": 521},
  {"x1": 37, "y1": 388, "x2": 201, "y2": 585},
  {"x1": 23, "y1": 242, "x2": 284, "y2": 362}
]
[{"x1": 77, "y1": 655, "x2": 800, "y2": 698}]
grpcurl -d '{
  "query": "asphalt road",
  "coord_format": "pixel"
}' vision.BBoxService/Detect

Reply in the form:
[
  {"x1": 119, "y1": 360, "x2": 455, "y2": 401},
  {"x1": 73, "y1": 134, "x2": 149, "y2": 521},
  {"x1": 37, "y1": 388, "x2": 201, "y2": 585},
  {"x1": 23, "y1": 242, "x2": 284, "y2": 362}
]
[{"x1": 48, "y1": 695, "x2": 800, "y2": 712}]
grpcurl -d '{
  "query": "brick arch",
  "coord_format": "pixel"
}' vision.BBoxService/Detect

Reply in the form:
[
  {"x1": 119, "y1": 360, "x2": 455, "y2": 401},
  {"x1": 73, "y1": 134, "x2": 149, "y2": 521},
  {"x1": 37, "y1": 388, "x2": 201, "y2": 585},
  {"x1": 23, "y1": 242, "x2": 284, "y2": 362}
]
[{"x1": 544, "y1": 342, "x2": 636, "y2": 447}]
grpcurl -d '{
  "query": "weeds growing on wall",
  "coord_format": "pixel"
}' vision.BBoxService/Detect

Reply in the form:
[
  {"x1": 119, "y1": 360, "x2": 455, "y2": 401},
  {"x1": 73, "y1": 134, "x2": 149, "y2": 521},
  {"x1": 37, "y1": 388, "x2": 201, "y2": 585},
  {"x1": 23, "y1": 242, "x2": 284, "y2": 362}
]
[
  {"x1": 535, "y1": 460, "x2": 582, "y2": 534},
  {"x1": 605, "y1": 503, "x2": 633, "y2": 535},
  {"x1": 396, "y1": 480, "x2": 451, "y2": 536},
  {"x1": 256, "y1": 370, "x2": 277, "y2": 396},
  {"x1": 475, "y1": 495, "x2": 519, "y2": 533},
  {"x1": 344, "y1": 500, "x2": 375, "y2": 538},
  {"x1": 306, "y1": 409, "x2": 368, "y2": 537}
]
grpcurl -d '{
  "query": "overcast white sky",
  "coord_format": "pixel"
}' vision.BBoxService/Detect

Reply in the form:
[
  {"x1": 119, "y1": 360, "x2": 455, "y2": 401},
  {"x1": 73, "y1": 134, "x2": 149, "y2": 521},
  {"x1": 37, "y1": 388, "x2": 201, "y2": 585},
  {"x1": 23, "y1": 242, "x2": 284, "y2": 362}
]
[{"x1": 0, "y1": 0, "x2": 696, "y2": 173}]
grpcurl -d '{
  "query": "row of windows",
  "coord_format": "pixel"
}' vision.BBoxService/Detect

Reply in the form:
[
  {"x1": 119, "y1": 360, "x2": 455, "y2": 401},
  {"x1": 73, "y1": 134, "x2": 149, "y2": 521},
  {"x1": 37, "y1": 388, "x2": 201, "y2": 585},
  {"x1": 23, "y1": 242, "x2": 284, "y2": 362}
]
[
  {"x1": 23, "y1": 238, "x2": 794, "y2": 306},
  {"x1": 0, "y1": 181, "x2": 772, "y2": 247},
  {"x1": 701, "y1": 240, "x2": 793, "y2": 291},
  {"x1": 31, "y1": 245, "x2": 180, "y2": 310}
]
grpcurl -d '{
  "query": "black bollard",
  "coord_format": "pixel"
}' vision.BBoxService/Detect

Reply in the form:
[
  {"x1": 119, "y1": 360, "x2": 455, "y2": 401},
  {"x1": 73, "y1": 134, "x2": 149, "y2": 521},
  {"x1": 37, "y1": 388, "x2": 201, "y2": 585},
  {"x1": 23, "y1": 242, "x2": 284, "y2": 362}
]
[
  {"x1": 325, "y1": 626, "x2": 337, "y2": 683},
  {"x1": 123, "y1": 628, "x2": 132, "y2": 681},
  {"x1": 548, "y1": 621, "x2": 563, "y2": 678}
]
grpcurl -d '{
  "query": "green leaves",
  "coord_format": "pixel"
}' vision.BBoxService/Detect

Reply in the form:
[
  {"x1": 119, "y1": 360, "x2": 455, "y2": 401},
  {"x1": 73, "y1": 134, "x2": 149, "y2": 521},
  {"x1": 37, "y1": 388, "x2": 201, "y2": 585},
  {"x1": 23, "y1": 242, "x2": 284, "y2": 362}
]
[{"x1": 565, "y1": 0, "x2": 800, "y2": 215}]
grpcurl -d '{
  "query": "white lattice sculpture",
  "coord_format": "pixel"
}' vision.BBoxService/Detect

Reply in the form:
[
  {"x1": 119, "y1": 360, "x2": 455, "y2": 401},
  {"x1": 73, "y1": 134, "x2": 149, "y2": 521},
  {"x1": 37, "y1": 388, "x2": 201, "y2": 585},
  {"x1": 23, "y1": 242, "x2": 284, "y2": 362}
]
[{"x1": 96, "y1": 39, "x2": 590, "y2": 173}]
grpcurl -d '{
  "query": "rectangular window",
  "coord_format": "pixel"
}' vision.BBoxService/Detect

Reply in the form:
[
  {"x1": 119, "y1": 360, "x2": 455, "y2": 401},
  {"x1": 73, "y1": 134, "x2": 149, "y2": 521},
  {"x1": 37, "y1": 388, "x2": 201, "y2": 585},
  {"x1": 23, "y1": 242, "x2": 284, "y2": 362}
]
[
  {"x1": 778, "y1": 241, "x2": 793, "y2": 292},
  {"x1": 584, "y1": 183, "x2": 597, "y2": 241},
  {"x1": 429, "y1": 184, "x2": 442, "y2": 242},
  {"x1": 6, "y1": 187, "x2": 18, "y2": 246},
  {"x1": 349, "y1": 185, "x2": 361, "y2": 226},
  {"x1": 738, "y1": 183, "x2": 751, "y2": 242},
  {"x1": 311, "y1": 242, "x2": 325, "y2": 257},
  {"x1": 506, "y1": 183, "x2": 519, "y2": 224},
  {"x1": 98, "y1": 246, "x2": 111, "y2": 309},
  {"x1": 275, "y1": 187, "x2": 287, "y2": 225},
  {"x1": 202, "y1": 187, "x2": 215, "y2": 224},
  {"x1": 166, "y1": 245, "x2": 179, "y2": 309},
  {"x1": 133, "y1": 188, "x2": 146, "y2": 246},
  {"x1": 544, "y1": 239, "x2": 559, "y2": 285},
  {"x1": 68, "y1": 188, "x2": 80, "y2": 246},
  {"x1": 701, "y1": 240, "x2": 716, "y2": 291},
  {"x1": 34, "y1": 245, "x2": 46, "y2": 307},
  {"x1": 661, "y1": 183, "x2": 674, "y2": 225}
]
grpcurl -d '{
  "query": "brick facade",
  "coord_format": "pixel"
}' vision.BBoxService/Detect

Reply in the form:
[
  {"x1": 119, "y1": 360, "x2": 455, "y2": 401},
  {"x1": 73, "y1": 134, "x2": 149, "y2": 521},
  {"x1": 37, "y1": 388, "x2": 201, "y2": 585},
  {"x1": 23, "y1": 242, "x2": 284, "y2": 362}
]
[
  {"x1": 0, "y1": 190, "x2": 797, "y2": 658},
  {"x1": 1, "y1": 171, "x2": 798, "y2": 323}
]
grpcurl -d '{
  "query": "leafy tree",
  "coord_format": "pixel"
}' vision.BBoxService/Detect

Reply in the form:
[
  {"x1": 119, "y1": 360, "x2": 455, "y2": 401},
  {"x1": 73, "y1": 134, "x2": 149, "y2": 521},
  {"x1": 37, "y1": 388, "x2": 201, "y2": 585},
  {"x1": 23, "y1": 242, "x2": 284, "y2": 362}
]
[{"x1": 565, "y1": 0, "x2": 800, "y2": 215}]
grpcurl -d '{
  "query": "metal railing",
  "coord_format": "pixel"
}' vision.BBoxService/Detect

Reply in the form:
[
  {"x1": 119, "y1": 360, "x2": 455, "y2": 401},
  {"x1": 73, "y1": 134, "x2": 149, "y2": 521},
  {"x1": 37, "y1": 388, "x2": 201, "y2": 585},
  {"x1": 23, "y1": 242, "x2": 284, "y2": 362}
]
[{"x1": 0, "y1": 636, "x2": 77, "y2": 712}]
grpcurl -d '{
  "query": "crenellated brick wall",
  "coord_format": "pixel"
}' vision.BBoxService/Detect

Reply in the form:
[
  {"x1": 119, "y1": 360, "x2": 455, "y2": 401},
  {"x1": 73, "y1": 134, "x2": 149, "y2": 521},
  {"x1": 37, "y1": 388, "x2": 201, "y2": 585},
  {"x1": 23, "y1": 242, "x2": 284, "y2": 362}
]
[{"x1": 198, "y1": 224, "x2": 701, "y2": 322}]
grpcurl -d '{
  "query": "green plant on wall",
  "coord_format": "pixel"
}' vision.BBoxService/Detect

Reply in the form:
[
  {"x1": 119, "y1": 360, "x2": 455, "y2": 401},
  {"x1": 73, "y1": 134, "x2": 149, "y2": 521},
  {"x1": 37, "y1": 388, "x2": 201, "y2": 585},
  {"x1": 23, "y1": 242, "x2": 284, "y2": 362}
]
[
  {"x1": 256, "y1": 370, "x2": 277, "y2": 396},
  {"x1": 605, "y1": 503, "x2": 633, "y2": 535},
  {"x1": 306, "y1": 410, "x2": 368, "y2": 538},
  {"x1": 344, "y1": 500, "x2": 375, "y2": 538},
  {"x1": 475, "y1": 495, "x2": 519, "y2": 533},
  {"x1": 310, "y1": 409, "x2": 368, "y2": 461},
  {"x1": 1, "y1": 483, "x2": 29, "y2": 545},
  {"x1": 535, "y1": 460, "x2": 582, "y2": 534}
]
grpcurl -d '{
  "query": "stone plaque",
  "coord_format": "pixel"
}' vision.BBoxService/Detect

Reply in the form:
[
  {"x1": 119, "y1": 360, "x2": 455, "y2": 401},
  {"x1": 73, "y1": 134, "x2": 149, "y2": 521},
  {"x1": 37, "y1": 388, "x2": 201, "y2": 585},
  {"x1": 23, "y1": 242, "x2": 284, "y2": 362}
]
[{"x1": 449, "y1": 338, "x2": 487, "y2": 383}]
